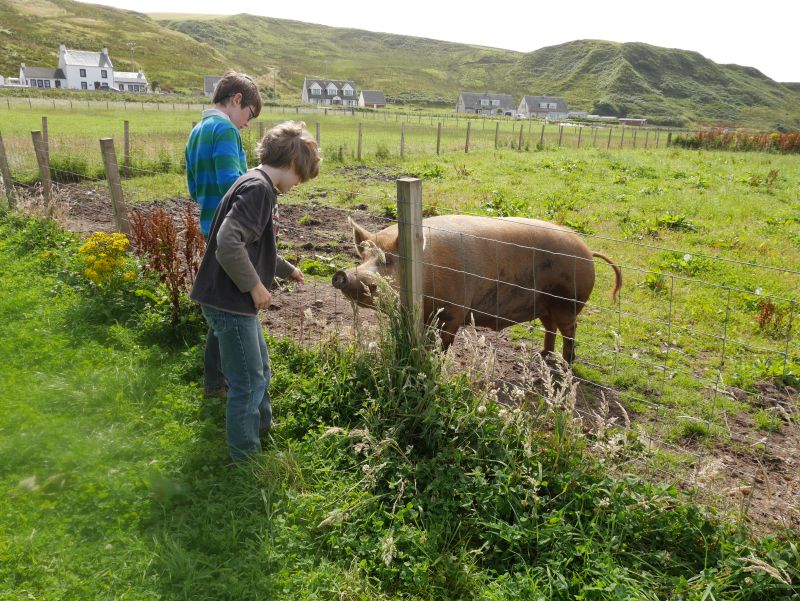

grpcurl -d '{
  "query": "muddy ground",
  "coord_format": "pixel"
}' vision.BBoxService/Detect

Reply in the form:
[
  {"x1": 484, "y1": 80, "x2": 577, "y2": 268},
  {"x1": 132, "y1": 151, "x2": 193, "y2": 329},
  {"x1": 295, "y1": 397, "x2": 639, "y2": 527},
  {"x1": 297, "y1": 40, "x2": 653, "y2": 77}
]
[{"x1": 27, "y1": 181, "x2": 800, "y2": 533}]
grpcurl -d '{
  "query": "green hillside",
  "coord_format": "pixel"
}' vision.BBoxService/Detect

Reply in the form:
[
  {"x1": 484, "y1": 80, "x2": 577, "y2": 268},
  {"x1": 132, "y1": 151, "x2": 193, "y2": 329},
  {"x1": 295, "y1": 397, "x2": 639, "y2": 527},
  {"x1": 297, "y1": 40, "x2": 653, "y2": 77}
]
[
  {"x1": 509, "y1": 40, "x2": 800, "y2": 128},
  {"x1": 0, "y1": 0, "x2": 228, "y2": 90},
  {"x1": 1, "y1": 0, "x2": 798, "y2": 130}
]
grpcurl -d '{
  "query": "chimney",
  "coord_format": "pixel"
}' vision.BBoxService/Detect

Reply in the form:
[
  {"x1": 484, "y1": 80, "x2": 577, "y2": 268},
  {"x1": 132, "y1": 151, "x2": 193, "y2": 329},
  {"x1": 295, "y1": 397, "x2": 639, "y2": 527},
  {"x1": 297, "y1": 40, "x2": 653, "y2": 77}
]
[{"x1": 102, "y1": 46, "x2": 109, "y2": 56}]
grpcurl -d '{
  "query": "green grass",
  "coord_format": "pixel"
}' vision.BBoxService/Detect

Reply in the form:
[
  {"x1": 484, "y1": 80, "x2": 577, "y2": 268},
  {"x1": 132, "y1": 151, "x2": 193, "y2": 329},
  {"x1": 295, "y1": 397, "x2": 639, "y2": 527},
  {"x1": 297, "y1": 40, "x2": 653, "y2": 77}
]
[{"x1": 1, "y1": 214, "x2": 798, "y2": 600}]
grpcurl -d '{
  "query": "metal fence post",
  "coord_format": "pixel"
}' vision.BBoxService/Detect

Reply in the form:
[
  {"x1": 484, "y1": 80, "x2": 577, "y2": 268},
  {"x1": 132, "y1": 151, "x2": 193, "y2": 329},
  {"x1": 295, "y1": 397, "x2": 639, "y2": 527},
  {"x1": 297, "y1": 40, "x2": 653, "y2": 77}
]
[
  {"x1": 31, "y1": 131, "x2": 52, "y2": 216},
  {"x1": 99, "y1": 138, "x2": 132, "y2": 235},
  {"x1": 396, "y1": 177, "x2": 424, "y2": 339},
  {"x1": 0, "y1": 132, "x2": 15, "y2": 209}
]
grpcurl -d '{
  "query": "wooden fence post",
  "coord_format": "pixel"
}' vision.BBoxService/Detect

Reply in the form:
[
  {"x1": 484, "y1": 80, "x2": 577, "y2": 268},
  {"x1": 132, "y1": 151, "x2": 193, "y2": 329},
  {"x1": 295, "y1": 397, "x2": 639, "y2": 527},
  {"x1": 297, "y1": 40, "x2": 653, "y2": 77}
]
[
  {"x1": 0, "y1": 132, "x2": 15, "y2": 209},
  {"x1": 31, "y1": 131, "x2": 52, "y2": 216},
  {"x1": 644, "y1": 129, "x2": 649, "y2": 149},
  {"x1": 518, "y1": 123, "x2": 524, "y2": 150},
  {"x1": 607, "y1": 128, "x2": 612, "y2": 149},
  {"x1": 656, "y1": 130, "x2": 660, "y2": 148},
  {"x1": 577, "y1": 126, "x2": 582, "y2": 149},
  {"x1": 465, "y1": 121, "x2": 471, "y2": 153},
  {"x1": 358, "y1": 122, "x2": 363, "y2": 161},
  {"x1": 123, "y1": 120, "x2": 130, "y2": 179},
  {"x1": 666, "y1": 131, "x2": 672, "y2": 146},
  {"x1": 620, "y1": 126, "x2": 626, "y2": 149},
  {"x1": 593, "y1": 127, "x2": 598, "y2": 147},
  {"x1": 540, "y1": 123, "x2": 545, "y2": 146},
  {"x1": 41, "y1": 116, "x2": 49, "y2": 159},
  {"x1": 259, "y1": 121, "x2": 265, "y2": 139},
  {"x1": 494, "y1": 121, "x2": 500, "y2": 149},
  {"x1": 99, "y1": 138, "x2": 132, "y2": 235},
  {"x1": 558, "y1": 125, "x2": 564, "y2": 147},
  {"x1": 436, "y1": 122, "x2": 441, "y2": 155},
  {"x1": 400, "y1": 123, "x2": 405, "y2": 158},
  {"x1": 315, "y1": 122, "x2": 320, "y2": 145},
  {"x1": 396, "y1": 177, "x2": 424, "y2": 339},
  {"x1": 632, "y1": 128, "x2": 637, "y2": 149}
]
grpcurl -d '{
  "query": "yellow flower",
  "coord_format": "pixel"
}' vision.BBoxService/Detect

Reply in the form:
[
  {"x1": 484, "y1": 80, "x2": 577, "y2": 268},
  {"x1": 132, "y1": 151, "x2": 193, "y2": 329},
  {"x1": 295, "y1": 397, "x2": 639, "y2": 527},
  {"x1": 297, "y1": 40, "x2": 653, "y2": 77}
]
[{"x1": 123, "y1": 272, "x2": 135, "y2": 282}]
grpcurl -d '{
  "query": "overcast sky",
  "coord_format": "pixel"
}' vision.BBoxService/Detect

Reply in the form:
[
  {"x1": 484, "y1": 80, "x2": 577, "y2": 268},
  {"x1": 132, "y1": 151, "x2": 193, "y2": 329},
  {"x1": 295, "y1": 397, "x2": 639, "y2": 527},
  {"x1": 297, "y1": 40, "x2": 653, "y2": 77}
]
[{"x1": 81, "y1": 0, "x2": 800, "y2": 82}]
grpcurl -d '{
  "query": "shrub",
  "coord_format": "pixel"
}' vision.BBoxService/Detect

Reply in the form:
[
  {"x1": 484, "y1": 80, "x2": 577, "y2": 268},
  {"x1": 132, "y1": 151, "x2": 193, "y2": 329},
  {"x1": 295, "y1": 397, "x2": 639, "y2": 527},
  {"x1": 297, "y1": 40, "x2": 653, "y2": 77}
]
[{"x1": 129, "y1": 204, "x2": 205, "y2": 326}]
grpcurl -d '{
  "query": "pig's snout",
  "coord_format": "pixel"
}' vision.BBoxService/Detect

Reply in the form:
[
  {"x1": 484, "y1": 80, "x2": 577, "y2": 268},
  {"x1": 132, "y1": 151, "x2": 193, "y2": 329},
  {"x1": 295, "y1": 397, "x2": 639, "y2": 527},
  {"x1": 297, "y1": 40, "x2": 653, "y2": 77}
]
[{"x1": 332, "y1": 270, "x2": 349, "y2": 290}]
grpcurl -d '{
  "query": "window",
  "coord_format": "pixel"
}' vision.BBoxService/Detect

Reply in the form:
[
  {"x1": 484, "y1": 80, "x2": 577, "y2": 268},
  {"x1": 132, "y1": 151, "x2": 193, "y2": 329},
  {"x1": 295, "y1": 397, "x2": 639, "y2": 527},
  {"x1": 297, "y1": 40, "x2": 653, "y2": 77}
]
[
  {"x1": 481, "y1": 99, "x2": 489, "y2": 106},
  {"x1": 492, "y1": 99, "x2": 500, "y2": 106},
  {"x1": 119, "y1": 84, "x2": 124, "y2": 91},
  {"x1": 311, "y1": 85, "x2": 321, "y2": 95},
  {"x1": 80, "y1": 68, "x2": 86, "y2": 77},
  {"x1": 81, "y1": 82, "x2": 88, "y2": 90},
  {"x1": 44, "y1": 80, "x2": 50, "y2": 88},
  {"x1": 37, "y1": 80, "x2": 44, "y2": 88},
  {"x1": 55, "y1": 80, "x2": 61, "y2": 88},
  {"x1": 539, "y1": 102, "x2": 547, "y2": 109},
  {"x1": 101, "y1": 70, "x2": 107, "y2": 78},
  {"x1": 344, "y1": 88, "x2": 352, "y2": 96}
]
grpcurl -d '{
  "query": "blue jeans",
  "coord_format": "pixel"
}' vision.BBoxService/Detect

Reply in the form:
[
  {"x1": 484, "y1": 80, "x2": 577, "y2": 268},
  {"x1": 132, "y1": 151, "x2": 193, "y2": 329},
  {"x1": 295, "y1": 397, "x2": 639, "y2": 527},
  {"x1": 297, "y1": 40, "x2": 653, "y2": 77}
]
[
  {"x1": 204, "y1": 325, "x2": 226, "y2": 393},
  {"x1": 201, "y1": 305, "x2": 272, "y2": 462}
]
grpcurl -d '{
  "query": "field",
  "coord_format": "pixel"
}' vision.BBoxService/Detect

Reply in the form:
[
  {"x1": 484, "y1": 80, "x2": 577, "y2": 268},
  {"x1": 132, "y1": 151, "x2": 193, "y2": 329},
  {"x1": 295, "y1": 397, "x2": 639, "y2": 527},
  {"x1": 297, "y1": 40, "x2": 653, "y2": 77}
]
[{"x1": 1, "y1": 102, "x2": 799, "y2": 599}]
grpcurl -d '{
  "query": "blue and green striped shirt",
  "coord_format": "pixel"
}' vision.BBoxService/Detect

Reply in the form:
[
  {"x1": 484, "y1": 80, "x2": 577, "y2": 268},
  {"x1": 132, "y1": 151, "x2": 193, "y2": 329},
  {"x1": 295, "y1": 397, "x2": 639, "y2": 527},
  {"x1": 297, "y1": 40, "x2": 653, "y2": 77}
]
[{"x1": 185, "y1": 110, "x2": 248, "y2": 236}]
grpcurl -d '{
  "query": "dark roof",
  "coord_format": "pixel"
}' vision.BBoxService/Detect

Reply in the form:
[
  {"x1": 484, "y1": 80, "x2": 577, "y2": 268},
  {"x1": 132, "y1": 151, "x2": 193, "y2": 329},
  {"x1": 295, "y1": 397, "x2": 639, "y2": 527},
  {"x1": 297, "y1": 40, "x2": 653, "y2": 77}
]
[
  {"x1": 458, "y1": 92, "x2": 515, "y2": 111},
  {"x1": 521, "y1": 96, "x2": 568, "y2": 112},
  {"x1": 24, "y1": 66, "x2": 66, "y2": 79},
  {"x1": 203, "y1": 76, "x2": 222, "y2": 95},
  {"x1": 360, "y1": 90, "x2": 386, "y2": 104}
]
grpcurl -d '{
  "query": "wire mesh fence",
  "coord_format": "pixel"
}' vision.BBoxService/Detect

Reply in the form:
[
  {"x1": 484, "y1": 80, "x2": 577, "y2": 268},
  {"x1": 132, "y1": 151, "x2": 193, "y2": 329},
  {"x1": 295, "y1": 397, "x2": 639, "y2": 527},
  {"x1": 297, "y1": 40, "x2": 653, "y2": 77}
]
[{"x1": 0, "y1": 116, "x2": 797, "y2": 533}]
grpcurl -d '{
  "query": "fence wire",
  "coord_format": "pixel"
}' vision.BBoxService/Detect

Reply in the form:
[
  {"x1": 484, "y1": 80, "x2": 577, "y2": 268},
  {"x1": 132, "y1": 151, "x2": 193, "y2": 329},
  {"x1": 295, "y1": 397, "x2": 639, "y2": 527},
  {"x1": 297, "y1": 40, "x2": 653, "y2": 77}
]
[{"x1": 1, "y1": 123, "x2": 797, "y2": 535}]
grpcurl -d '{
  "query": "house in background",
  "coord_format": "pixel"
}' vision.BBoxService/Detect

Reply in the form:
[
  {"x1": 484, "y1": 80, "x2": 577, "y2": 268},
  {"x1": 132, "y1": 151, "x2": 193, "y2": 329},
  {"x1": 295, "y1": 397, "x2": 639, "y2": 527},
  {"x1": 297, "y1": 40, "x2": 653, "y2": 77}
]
[
  {"x1": 456, "y1": 92, "x2": 515, "y2": 115},
  {"x1": 301, "y1": 78, "x2": 358, "y2": 106},
  {"x1": 619, "y1": 117, "x2": 647, "y2": 126},
  {"x1": 203, "y1": 75, "x2": 222, "y2": 97},
  {"x1": 359, "y1": 90, "x2": 386, "y2": 109},
  {"x1": 19, "y1": 65, "x2": 66, "y2": 90},
  {"x1": 18, "y1": 44, "x2": 148, "y2": 92},
  {"x1": 518, "y1": 96, "x2": 568, "y2": 120},
  {"x1": 114, "y1": 71, "x2": 148, "y2": 92}
]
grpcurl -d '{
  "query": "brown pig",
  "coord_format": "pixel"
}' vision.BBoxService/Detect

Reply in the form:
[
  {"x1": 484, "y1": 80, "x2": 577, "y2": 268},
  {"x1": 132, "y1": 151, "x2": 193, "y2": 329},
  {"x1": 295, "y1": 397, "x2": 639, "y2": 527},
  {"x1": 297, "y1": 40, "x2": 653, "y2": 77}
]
[{"x1": 331, "y1": 215, "x2": 622, "y2": 362}]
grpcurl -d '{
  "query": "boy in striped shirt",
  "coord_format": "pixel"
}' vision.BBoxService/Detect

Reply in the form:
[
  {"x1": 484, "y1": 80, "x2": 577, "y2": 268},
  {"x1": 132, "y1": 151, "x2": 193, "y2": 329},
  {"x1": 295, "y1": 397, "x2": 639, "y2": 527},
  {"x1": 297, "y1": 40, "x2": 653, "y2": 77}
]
[{"x1": 186, "y1": 71, "x2": 261, "y2": 396}]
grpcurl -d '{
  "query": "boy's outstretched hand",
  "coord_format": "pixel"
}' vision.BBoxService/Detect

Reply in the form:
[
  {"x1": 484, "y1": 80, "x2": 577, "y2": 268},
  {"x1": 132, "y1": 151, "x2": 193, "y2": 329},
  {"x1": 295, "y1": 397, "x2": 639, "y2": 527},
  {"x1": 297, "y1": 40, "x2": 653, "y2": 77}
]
[{"x1": 289, "y1": 267, "x2": 305, "y2": 284}]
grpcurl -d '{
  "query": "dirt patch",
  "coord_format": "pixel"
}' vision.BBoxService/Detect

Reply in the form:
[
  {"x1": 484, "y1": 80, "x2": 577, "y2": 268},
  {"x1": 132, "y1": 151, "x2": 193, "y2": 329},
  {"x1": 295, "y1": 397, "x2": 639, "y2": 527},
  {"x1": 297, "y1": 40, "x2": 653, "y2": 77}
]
[{"x1": 42, "y1": 184, "x2": 800, "y2": 532}]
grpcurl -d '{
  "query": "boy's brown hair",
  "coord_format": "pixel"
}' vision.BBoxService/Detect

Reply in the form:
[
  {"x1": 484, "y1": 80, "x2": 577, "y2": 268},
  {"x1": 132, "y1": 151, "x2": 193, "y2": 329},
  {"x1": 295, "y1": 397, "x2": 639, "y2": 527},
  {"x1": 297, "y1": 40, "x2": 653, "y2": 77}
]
[
  {"x1": 212, "y1": 71, "x2": 262, "y2": 118},
  {"x1": 256, "y1": 121, "x2": 321, "y2": 182}
]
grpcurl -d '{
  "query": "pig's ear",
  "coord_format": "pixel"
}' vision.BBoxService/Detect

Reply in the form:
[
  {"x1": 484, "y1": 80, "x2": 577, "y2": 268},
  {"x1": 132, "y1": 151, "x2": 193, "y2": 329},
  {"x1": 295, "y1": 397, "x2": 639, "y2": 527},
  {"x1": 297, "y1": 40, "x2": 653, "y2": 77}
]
[{"x1": 349, "y1": 217, "x2": 375, "y2": 258}]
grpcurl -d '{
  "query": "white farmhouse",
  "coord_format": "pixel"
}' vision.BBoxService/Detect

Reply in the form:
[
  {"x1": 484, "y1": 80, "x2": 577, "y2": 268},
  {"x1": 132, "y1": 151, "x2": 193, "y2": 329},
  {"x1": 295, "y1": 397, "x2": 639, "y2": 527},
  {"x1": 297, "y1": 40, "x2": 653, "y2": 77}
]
[
  {"x1": 518, "y1": 96, "x2": 568, "y2": 120},
  {"x1": 19, "y1": 44, "x2": 148, "y2": 92},
  {"x1": 301, "y1": 78, "x2": 358, "y2": 106}
]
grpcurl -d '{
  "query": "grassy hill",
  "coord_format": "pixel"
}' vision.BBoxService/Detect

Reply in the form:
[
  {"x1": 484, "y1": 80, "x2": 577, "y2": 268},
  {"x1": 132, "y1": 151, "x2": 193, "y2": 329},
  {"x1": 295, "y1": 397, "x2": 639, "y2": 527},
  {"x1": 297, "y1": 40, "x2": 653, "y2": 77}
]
[
  {"x1": 1, "y1": 0, "x2": 798, "y2": 130},
  {"x1": 0, "y1": 0, "x2": 228, "y2": 91}
]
